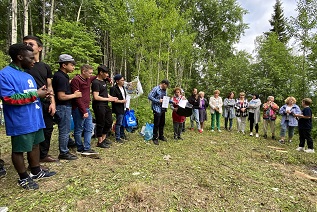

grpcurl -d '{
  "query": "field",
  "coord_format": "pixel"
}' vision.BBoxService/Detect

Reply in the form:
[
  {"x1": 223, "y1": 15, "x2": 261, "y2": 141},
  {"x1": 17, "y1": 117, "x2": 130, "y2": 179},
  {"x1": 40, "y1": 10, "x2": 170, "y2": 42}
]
[{"x1": 0, "y1": 113, "x2": 317, "y2": 211}]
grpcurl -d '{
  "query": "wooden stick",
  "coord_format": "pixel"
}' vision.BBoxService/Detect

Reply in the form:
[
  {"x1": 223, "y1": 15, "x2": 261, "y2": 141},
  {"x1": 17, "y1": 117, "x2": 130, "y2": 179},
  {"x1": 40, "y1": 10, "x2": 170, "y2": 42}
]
[{"x1": 295, "y1": 171, "x2": 317, "y2": 181}]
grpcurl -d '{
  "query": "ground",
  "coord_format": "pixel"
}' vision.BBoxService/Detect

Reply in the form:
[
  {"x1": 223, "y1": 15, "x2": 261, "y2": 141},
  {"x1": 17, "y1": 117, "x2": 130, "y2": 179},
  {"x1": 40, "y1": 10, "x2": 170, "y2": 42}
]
[{"x1": 0, "y1": 114, "x2": 316, "y2": 211}]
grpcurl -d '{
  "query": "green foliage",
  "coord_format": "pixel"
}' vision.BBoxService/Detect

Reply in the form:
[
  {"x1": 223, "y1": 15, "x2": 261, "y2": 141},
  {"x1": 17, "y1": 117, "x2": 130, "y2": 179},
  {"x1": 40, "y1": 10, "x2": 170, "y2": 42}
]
[
  {"x1": 0, "y1": 50, "x2": 9, "y2": 69},
  {"x1": 268, "y1": 0, "x2": 289, "y2": 43}
]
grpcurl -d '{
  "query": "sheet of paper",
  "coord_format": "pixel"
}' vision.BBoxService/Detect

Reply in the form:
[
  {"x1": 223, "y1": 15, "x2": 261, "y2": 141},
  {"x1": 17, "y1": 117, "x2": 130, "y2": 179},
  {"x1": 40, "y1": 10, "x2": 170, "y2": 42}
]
[
  {"x1": 162, "y1": 96, "x2": 170, "y2": 108},
  {"x1": 125, "y1": 95, "x2": 131, "y2": 109},
  {"x1": 178, "y1": 99, "x2": 188, "y2": 108}
]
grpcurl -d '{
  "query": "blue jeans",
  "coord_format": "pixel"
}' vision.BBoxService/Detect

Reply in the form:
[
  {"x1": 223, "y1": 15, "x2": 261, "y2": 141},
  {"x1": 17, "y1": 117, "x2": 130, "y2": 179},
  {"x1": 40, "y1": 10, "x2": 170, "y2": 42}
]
[
  {"x1": 190, "y1": 109, "x2": 200, "y2": 129},
  {"x1": 115, "y1": 113, "x2": 125, "y2": 140},
  {"x1": 72, "y1": 108, "x2": 93, "y2": 151},
  {"x1": 280, "y1": 120, "x2": 295, "y2": 138},
  {"x1": 56, "y1": 105, "x2": 72, "y2": 154}
]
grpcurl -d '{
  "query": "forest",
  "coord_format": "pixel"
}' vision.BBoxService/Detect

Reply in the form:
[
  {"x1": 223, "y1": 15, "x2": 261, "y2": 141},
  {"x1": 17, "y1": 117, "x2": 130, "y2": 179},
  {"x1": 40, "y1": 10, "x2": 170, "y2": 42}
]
[{"x1": 1, "y1": 0, "x2": 317, "y2": 106}]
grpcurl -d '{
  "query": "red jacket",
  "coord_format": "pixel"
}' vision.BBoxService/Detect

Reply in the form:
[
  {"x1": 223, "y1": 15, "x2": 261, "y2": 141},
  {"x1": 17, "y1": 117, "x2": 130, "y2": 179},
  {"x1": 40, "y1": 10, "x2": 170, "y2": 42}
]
[{"x1": 172, "y1": 95, "x2": 186, "y2": 123}]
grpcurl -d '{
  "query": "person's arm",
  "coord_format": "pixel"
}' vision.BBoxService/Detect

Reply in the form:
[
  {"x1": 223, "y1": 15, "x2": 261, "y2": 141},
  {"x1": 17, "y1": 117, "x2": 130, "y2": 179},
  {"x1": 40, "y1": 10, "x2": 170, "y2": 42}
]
[
  {"x1": 92, "y1": 91, "x2": 117, "y2": 102},
  {"x1": 296, "y1": 108, "x2": 312, "y2": 119},
  {"x1": 70, "y1": 78, "x2": 87, "y2": 116},
  {"x1": 279, "y1": 105, "x2": 286, "y2": 115},
  {"x1": 148, "y1": 87, "x2": 160, "y2": 103},
  {"x1": 209, "y1": 97, "x2": 215, "y2": 109},
  {"x1": 2, "y1": 86, "x2": 48, "y2": 105},
  {"x1": 47, "y1": 78, "x2": 56, "y2": 116}
]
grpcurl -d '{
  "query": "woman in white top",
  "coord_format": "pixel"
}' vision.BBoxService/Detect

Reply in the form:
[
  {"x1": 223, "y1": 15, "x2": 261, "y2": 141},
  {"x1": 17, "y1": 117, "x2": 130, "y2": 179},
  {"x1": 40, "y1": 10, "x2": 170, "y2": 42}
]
[
  {"x1": 248, "y1": 94, "x2": 261, "y2": 137},
  {"x1": 209, "y1": 90, "x2": 223, "y2": 132}
]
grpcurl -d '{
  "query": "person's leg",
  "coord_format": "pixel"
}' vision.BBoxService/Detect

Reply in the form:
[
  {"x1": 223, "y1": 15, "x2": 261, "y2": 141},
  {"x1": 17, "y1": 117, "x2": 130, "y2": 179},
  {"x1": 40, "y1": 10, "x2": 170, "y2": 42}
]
[
  {"x1": 211, "y1": 113, "x2": 215, "y2": 130},
  {"x1": 279, "y1": 121, "x2": 287, "y2": 141},
  {"x1": 93, "y1": 104, "x2": 106, "y2": 143},
  {"x1": 56, "y1": 105, "x2": 71, "y2": 155},
  {"x1": 178, "y1": 122, "x2": 183, "y2": 138},
  {"x1": 224, "y1": 116, "x2": 228, "y2": 130},
  {"x1": 159, "y1": 112, "x2": 166, "y2": 138},
  {"x1": 40, "y1": 102, "x2": 54, "y2": 159},
  {"x1": 194, "y1": 109, "x2": 201, "y2": 130},
  {"x1": 288, "y1": 126, "x2": 295, "y2": 141},
  {"x1": 298, "y1": 129, "x2": 305, "y2": 148},
  {"x1": 249, "y1": 113, "x2": 254, "y2": 133},
  {"x1": 229, "y1": 118, "x2": 233, "y2": 130},
  {"x1": 115, "y1": 113, "x2": 124, "y2": 140},
  {"x1": 271, "y1": 120, "x2": 276, "y2": 139},
  {"x1": 72, "y1": 108, "x2": 84, "y2": 152},
  {"x1": 306, "y1": 129, "x2": 314, "y2": 149},
  {"x1": 241, "y1": 117, "x2": 246, "y2": 133},
  {"x1": 82, "y1": 109, "x2": 93, "y2": 150},
  {"x1": 216, "y1": 111, "x2": 221, "y2": 130},
  {"x1": 263, "y1": 119, "x2": 268, "y2": 137},
  {"x1": 102, "y1": 107, "x2": 113, "y2": 138},
  {"x1": 190, "y1": 110, "x2": 195, "y2": 128},
  {"x1": 173, "y1": 122, "x2": 178, "y2": 138},
  {"x1": 236, "y1": 116, "x2": 241, "y2": 132},
  {"x1": 255, "y1": 123, "x2": 259, "y2": 133},
  {"x1": 153, "y1": 112, "x2": 161, "y2": 141}
]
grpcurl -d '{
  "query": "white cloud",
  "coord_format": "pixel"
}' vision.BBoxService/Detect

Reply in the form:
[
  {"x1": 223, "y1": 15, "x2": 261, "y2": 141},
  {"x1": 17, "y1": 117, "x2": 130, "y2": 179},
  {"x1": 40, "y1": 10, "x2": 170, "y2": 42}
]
[{"x1": 235, "y1": 0, "x2": 297, "y2": 54}]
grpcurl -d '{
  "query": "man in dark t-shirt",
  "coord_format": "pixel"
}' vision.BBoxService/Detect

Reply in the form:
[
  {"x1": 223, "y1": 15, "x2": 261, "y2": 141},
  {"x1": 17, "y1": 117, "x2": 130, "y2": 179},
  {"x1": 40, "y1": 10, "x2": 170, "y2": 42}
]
[
  {"x1": 91, "y1": 65, "x2": 117, "y2": 148},
  {"x1": 23, "y1": 35, "x2": 57, "y2": 162}
]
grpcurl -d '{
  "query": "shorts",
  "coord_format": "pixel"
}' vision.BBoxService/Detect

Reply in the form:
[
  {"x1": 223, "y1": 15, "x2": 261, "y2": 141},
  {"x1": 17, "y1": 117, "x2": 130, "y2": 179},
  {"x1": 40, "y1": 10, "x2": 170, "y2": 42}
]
[{"x1": 11, "y1": 129, "x2": 44, "y2": 152}]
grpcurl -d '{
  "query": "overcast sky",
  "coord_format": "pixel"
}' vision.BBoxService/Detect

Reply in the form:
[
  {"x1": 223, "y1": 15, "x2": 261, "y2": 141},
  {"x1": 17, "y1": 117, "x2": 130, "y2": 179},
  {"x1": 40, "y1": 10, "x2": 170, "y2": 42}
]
[{"x1": 235, "y1": 0, "x2": 297, "y2": 54}]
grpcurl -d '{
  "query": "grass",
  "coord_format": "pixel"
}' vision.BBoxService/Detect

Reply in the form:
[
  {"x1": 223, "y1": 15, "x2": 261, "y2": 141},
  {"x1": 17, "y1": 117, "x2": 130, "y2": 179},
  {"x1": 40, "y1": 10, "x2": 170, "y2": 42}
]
[{"x1": 0, "y1": 112, "x2": 317, "y2": 211}]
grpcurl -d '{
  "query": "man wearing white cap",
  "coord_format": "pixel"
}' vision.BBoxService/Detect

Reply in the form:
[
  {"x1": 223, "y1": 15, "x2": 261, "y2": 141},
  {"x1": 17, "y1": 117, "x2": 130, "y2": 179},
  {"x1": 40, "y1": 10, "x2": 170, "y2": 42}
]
[{"x1": 52, "y1": 54, "x2": 82, "y2": 160}]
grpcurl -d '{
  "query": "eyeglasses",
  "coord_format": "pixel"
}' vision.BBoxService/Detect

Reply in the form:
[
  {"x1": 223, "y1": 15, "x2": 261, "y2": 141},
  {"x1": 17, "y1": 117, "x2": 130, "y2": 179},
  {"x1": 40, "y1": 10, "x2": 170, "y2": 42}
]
[{"x1": 24, "y1": 42, "x2": 35, "y2": 47}]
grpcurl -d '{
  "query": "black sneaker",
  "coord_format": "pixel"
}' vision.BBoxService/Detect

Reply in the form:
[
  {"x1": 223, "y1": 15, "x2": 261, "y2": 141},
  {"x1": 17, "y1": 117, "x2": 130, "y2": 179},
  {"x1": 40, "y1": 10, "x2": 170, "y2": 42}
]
[
  {"x1": 81, "y1": 149, "x2": 99, "y2": 156},
  {"x1": 18, "y1": 177, "x2": 39, "y2": 190},
  {"x1": 174, "y1": 136, "x2": 178, "y2": 140},
  {"x1": 153, "y1": 139, "x2": 159, "y2": 145},
  {"x1": 159, "y1": 136, "x2": 167, "y2": 142},
  {"x1": 279, "y1": 139, "x2": 285, "y2": 144},
  {"x1": 272, "y1": 136, "x2": 276, "y2": 140},
  {"x1": 116, "y1": 138, "x2": 124, "y2": 143},
  {"x1": 102, "y1": 139, "x2": 112, "y2": 145},
  {"x1": 30, "y1": 169, "x2": 56, "y2": 180},
  {"x1": 264, "y1": 134, "x2": 267, "y2": 139},
  {"x1": 58, "y1": 152, "x2": 78, "y2": 160},
  {"x1": 177, "y1": 136, "x2": 183, "y2": 140},
  {"x1": 97, "y1": 142, "x2": 110, "y2": 148}
]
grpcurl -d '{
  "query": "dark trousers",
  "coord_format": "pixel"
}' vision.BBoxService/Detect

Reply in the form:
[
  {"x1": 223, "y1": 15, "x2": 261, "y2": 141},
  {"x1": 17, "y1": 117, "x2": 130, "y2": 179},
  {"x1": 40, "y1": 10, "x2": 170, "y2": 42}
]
[
  {"x1": 299, "y1": 129, "x2": 314, "y2": 149},
  {"x1": 249, "y1": 112, "x2": 259, "y2": 133},
  {"x1": 40, "y1": 102, "x2": 54, "y2": 159},
  {"x1": 92, "y1": 104, "x2": 113, "y2": 137},
  {"x1": 153, "y1": 111, "x2": 165, "y2": 140},
  {"x1": 173, "y1": 122, "x2": 183, "y2": 137}
]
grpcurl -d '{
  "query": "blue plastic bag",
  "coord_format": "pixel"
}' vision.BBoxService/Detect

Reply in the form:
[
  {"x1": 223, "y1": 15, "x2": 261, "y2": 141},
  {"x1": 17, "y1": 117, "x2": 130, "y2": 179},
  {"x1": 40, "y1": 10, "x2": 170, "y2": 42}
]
[
  {"x1": 144, "y1": 123, "x2": 154, "y2": 141},
  {"x1": 124, "y1": 109, "x2": 137, "y2": 127}
]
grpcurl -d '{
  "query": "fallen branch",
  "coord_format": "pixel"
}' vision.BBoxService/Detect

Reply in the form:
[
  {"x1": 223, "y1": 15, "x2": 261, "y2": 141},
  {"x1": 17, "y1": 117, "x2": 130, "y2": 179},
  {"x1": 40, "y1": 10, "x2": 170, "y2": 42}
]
[
  {"x1": 267, "y1": 146, "x2": 285, "y2": 150},
  {"x1": 294, "y1": 171, "x2": 317, "y2": 181}
]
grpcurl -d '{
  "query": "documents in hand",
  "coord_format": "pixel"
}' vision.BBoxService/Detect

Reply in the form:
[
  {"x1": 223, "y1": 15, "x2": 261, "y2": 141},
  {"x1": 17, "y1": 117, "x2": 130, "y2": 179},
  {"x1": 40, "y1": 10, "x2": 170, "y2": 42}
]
[
  {"x1": 162, "y1": 96, "x2": 170, "y2": 108},
  {"x1": 178, "y1": 99, "x2": 188, "y2": 108}
]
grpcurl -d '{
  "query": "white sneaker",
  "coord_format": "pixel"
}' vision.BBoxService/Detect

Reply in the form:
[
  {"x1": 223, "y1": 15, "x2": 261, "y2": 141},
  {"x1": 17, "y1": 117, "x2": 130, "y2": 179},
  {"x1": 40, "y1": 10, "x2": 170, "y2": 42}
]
[
  {"x1": 242, "y1": 131, "x2": 245, "y2": 135},
  {"x1": 218, "y1": 130, "x2": 222, "y2": 132},
  {"x1": 304, "y1": 149, "x2": 315, "y2": 153},
  {"x1": 255, "y1": 133, "x2": 259, "y2": 138},
  {"x1": 211, "y1": 129, "x2": 214, "y2": 132},
  {"x1": 296, "y1": 147, "x2": 304, "y2": 152},
  {"x1": 249, "y1": 132, "x2": 253, "y2": 136}
]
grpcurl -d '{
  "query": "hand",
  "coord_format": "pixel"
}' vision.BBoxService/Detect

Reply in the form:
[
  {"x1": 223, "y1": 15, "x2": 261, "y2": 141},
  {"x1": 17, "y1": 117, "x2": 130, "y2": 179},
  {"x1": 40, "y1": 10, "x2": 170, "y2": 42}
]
[
  {"x1": 109, "y1": 97, "x2": 118, "y2": 102},
  {"x1": 48, "y1": 103, "x2": 56, "y2": 116},
  {"x1": 241, "y1": 108, "x2": 245, "y2": 112},
  {"x1": 74, "y1": 90, "x2": 82, "y2": 98},
  {"x1": 160, "y1": 99, "x2": 163, "y2": 103},
  {"x1": 37, "y1": 85, "x2": 49, "y2": 98},
  {"x1": 83, "y1": 113, "x2": 89, "y2": 118},
  {"x1": 122, "y1": 99, "x2": 127, "y2": 103},
  {"x1": 173, "y1": 108, "x2": 178, "y2": 112}
]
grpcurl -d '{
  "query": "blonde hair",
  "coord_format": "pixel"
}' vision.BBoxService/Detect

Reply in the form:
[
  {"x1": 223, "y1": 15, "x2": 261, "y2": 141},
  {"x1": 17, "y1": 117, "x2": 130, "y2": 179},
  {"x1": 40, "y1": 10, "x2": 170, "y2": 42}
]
[
  {"x1": 214, "y1": 90, "x2": 220, "y2": 94},
  {"x1": 285, "y1": 96, "x2": 296, "y2": 104},
  {"x1": 198, "y1": 91, "x2": 205, "y2": 96},
  {"x1": 302, "y1": 98, "x2": 312, "y2": 106},
  {"x1": 239, "y1": 92, "x2": 245, "y2": 97}
]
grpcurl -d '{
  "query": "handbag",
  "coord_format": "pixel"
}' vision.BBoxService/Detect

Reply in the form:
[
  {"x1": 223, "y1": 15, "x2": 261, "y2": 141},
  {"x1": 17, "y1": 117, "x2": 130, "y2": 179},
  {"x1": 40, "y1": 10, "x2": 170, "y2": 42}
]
[{"x1": 124, "y1": 109, "x2": 137, "y2": 127}]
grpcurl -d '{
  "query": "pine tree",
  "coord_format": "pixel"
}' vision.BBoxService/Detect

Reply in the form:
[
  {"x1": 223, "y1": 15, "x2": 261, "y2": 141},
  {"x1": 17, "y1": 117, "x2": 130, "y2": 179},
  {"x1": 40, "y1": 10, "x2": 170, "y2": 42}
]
[{"x1": 268, "y1": 0, "x2": 289, "y2": 43}]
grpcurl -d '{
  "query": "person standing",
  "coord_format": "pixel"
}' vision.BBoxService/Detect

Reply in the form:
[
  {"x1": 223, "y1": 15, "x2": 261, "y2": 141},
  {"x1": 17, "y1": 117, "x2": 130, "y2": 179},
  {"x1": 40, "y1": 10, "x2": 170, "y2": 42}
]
[
  {"x1": 235, "y1": 92, "x2": 248, "y2": 134},
  {"x1": 198, "y1": 91, "x2": 208, "y2": 132},
  {"x1": 110, "y1": 74, "x2": 128, "y2": 143},
  {"x1": 148, "y1": 79, "x2": 170, "y2": 145},
  {"x1": 223, "y1": 92, "x2": 236, "y2": 131},
  {"x1": 23, "y1": 35, "x2": 58, "y2": 163},
  {"x1": 295, "y1": 98, "x2": 314, "y2": 153},
  {"x1": 188, "y1": 88, "x2": 201, "y2": 132},
  {"x1": 262, "y1": 96, "x2": 279, "y2": 139},
  {"x1": 0, "y1": 44, "x2": 56, "y2": 190},
  {"x1": 170, "y1": 87, "x2": 186, "y2": 140},
  {"x1": 248, "y1": 94, "x2": 261, "y2": 137},
  {"x1": 278, "y1": 96, "x2": 301, "y2": 144},
  {"x1": 91, "y1": 65, "x2": 117, "y2": 148},
  {"x1": 53, "y1": 54, "x2": 82, "y2": 160},
  {"x1": 70, "y1": 64, "x2": 98, "y2": 155},
  {"x1": 209, "y1": 90, "x2": 223, "y2": 132}
]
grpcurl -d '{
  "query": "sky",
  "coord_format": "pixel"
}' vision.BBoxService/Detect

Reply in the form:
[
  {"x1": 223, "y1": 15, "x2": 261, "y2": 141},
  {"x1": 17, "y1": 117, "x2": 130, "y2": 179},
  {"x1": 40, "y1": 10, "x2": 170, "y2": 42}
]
[{"x1": 235, "y1": 0, "x2": 297, "y2": 54}]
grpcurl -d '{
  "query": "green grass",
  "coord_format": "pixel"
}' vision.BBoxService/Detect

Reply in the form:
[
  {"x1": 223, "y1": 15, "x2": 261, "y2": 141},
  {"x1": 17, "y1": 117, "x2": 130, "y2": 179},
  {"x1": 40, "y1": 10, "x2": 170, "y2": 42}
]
[{"x1": 0, "y1": 113, "x2": 317, "y2": 211}]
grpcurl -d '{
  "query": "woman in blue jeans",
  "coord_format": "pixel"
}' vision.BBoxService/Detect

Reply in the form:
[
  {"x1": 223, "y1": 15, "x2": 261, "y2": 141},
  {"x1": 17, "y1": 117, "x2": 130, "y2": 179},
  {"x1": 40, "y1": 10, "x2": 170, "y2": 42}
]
[{"x1": 279, "y1": 96, "x2": 301, "y2": 143}]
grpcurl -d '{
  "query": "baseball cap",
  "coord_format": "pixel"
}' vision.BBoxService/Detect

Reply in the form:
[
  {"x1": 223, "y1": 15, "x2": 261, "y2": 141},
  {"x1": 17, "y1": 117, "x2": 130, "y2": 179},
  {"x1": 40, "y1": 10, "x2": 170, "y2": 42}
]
[{"x1": 57, "y1": 54, "x2": 75, "y2": 63}]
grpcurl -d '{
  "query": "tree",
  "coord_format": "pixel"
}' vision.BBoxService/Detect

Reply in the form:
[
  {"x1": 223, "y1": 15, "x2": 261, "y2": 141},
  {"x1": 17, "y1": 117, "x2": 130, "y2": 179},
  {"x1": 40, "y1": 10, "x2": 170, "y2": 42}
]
[{"x1": 268, "y1": 0, "x2": 289, "y2": 43}]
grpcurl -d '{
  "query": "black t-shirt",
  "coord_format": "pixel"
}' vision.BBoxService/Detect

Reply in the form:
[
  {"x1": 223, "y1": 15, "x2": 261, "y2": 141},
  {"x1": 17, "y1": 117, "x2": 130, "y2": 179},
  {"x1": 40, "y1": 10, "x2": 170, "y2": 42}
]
[
  {"x1": 298, "y1": 107, "x2": 312, "y2": 129},
  {"x1": 52, "y1": 70, "x2": 72, "y2": 106},
  {"x1": 91, "y1": 78, "x2": 108, "y2": 106},
  {"x1": 26, "y1": 62, "x2": 52, "y2": 88}
]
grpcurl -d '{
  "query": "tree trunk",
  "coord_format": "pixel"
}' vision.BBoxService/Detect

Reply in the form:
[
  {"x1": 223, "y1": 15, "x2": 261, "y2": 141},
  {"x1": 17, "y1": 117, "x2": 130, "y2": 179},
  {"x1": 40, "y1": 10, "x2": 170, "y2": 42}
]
[
  {"x1": 11, "y1": 0, "x2": 18, "y2": 44},
  {"x1": 76, "y1": 0, "x2": 84, "y2": 22},
  {"x1": 23, "y1": 0, "x2": 29, "y2": 36},
  {"x1": 45, "y1": 0, "x2": 55, "y2": 59},
  {"x1": 41, "y1": 0, "x2": 46, "y2": 57},
  {"x1": 29, "y1": 3, "x2": 33, "y2": 35}
]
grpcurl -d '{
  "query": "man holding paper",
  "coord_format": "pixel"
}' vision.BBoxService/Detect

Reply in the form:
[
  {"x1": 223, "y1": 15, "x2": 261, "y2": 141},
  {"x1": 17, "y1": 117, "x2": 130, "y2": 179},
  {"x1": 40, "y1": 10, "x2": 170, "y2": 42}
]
[{"x1": 148, "y1": 79, "x2": 170, "y2": 145}]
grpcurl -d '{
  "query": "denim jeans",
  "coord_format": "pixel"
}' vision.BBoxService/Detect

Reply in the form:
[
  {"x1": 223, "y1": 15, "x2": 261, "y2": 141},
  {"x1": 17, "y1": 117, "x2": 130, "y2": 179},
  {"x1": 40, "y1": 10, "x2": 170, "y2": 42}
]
[
  {"x1": 115, "y1": 113, "x2": 125, "y2": 140},
  {"x1": 72, "y1": 108, "x2": 93, "y2": 151},
  {"x1": 56, "y1": 105, "x2": 72, "y2": 154},
  {"x1": 190, "y1": 109, "x2": 200, "y2": 129},
  {"x1": 280, "y1": 120, "x2": 295, "y2": 138}
]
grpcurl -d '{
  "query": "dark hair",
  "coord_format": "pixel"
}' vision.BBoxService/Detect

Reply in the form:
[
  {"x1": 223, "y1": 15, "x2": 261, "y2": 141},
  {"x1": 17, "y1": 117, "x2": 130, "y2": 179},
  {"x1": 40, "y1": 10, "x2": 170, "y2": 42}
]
[
  {"x1": 9, "y1": 43, "x2": 33, "y2": 61},
  {"x1": 227, "y1": 92, "x2": 234, "y2": 98},
  {"x1": 59, "y1": 61, "x2": 74, "y2": 68},
  {"x1": 23, "y1": 35, "x2": 43, "y2": 47},
  {"x1": 161, "y1": 79, "x2": 169, "y2": 86},
  {"x1": 253, "y1": 94, "x2": 259, "y2": 99},
  {"x1": 97, "y1": 65, "x2": 109, "y2": 74},
  {"x1": 302, "y1": 98, "x2": 312, "y2": 106}
]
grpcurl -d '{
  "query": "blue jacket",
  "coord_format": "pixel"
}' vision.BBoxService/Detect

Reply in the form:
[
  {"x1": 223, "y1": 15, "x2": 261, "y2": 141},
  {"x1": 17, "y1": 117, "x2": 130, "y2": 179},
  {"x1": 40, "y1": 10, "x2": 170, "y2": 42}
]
[{"x1": 279, "y1": 104, "x2": 301, "y2": 126}]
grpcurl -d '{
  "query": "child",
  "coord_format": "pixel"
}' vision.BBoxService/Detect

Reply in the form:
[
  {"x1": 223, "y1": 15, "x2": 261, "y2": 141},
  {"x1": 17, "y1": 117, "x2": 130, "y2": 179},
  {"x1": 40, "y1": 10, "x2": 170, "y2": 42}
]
[
  {"x1": 171, "y1": 87, "x2": 186, "y2": 140},
  {"x1": 295, "y1": 98, "x2": 314, "y2": 153}
]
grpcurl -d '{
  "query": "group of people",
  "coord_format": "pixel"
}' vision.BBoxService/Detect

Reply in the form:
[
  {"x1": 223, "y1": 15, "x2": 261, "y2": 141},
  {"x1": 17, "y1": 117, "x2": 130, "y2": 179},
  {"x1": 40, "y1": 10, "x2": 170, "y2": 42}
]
[
  {"x1": 0, "y1": 36, "x2": 129, "y2": 189},
  {"x1": 148, "y1": 85, "x2": 314, "y2": 155}
]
